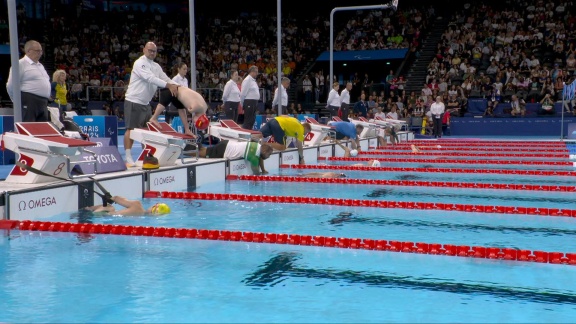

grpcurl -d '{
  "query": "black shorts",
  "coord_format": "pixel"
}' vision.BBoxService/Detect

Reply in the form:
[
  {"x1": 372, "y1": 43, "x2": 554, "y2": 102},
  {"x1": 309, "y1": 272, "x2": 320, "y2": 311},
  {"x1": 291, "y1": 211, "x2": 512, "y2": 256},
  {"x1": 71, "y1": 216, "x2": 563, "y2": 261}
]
[
  {"x1": 259, "y1": 118, "x2": 286, "y2": 145},
  {"x1": 335, "y1": 132, "x2": 347, "y2": 140},
  {"x1": 205, "y1": 140, "x2": 228, "y2": 158},
  {"x1": 159, "y1": 88, "x2": 185, "y2": 109}
]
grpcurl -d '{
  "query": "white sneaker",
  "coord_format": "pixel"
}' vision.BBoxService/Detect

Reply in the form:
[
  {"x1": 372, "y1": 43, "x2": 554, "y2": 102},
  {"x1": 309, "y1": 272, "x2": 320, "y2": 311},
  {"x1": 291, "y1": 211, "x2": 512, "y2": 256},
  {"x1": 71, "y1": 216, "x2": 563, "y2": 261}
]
[{"x1": 125, "y1": 157, "x2": 136, "y2": 167}]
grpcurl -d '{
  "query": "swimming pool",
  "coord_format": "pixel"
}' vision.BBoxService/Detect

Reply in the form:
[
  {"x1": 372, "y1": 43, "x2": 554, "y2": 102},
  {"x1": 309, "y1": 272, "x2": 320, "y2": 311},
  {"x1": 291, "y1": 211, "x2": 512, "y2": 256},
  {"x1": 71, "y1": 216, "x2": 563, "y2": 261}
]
[
  {"x1": 2, "y1": 139, "x2": 576, "y2": 323},
  {"x1": 2, "y1": 231, "x2": 575, "y2": 323}
]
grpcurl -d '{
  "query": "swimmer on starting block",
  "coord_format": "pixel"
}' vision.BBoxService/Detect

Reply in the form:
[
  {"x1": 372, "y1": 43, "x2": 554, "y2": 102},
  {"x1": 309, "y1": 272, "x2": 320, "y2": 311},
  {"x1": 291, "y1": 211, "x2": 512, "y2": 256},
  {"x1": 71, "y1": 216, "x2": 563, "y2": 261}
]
[
  {"x1": 84, "y1": 196, "x2": 170, "y2": 216},
  {"x1": 149, "y1": 85, "x2": 209, "y2": 136}
]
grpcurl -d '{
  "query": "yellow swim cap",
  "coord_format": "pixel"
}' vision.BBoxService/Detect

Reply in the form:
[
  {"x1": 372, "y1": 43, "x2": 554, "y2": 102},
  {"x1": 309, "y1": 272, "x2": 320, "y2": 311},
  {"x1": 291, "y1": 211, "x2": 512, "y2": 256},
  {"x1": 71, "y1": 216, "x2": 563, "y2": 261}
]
[{"x1": 151, "y1": 203, "x2": 171, "y2": 215}]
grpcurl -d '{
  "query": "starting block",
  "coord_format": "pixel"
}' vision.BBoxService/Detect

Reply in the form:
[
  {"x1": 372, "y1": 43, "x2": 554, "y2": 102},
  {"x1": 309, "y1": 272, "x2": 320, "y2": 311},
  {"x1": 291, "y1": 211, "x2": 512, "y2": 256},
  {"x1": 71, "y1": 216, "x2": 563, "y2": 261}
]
[
  {"x1": 130, "y1": 122, "x2": 199, "y2": 167},
  {"x1": 374, "y1": 116, "x2": 408, "y2": 131},
  {"x1": 304, "y1": 117, "x2": 336, "y2": 146},
  {"x1": 1, "y1": 122, "x2": 98, "y2": 183},
  {"x1": 209, "y1": 119, "x2": 262, "y2": 141},
  {"x1": 348, "y1": 118, "x2": 379, "y2": 139},
  {"x1": 367, "y1": 117, "x2": 413, "y2": 142}
]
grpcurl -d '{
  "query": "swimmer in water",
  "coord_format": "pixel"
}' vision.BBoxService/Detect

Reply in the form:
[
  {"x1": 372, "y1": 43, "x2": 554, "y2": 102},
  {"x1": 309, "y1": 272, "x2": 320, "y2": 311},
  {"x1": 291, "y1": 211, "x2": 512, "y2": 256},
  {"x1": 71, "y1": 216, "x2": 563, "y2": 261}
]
[
  {"x1": 330, "y1": 211, "x2": 353, "y2": 224},
  {"x1": 84, "y1": 196, "x2": 170, "y2": 216},
  {"x1": 411, "y1": 144, "x2": 442, "y2": 153},
  {"x1": 303, "y1": 172, "x2": 347, "y2": 178},
  {"x1": 335, "y1": 141, "x2": 381, "y2": 167}
]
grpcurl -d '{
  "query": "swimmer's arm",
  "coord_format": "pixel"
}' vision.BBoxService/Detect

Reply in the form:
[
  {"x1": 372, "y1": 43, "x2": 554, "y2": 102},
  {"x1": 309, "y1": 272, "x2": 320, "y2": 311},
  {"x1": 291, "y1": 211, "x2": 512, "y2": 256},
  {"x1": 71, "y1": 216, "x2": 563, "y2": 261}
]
[
  {"x1": 296, "y1": 140, "x2": 305, "y2": 165},
  {"x1": 251, "y1": 163, "x2": 261, "y2": 175},
  {"x1": 258, "y1": 157, "x2": 268, "y2": 174},
  {"x1": 111, "y1": 196, "x2": 140, "y2": 209},
  {"x1": 335, "y1": 140, "x2": 351, "y2": 157}
]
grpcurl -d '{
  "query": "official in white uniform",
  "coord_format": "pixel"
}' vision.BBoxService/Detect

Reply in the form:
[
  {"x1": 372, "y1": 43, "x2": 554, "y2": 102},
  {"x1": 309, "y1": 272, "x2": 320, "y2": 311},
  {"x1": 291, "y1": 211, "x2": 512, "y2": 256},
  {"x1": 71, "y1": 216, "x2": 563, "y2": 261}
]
[
  {"x1": 326, "y1": 82, "x2": 341, "y2": 119},
  {"x1": 6, "y1": 40, "x2": 51, "y2": 122},
  {"x1": 272, "y1": 77, "x2": 290, "y2": 113},
  {"x1": 123, "y1": 42, "x2": 179, "y2": 166},
  {"x1": 222, "y1": 71, "x2": 241, "y2": 122},
  {"x1": 240, "y1": 65, "x2": 260, "y2": 130},
  {"x1": 340, "y1": 82, "x2": 352, "y2": 121}
]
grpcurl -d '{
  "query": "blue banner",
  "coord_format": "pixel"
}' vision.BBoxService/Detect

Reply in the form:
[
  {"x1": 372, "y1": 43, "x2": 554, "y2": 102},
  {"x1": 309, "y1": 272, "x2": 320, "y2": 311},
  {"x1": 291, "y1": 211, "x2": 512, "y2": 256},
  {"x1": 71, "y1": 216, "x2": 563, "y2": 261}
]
[
  {"x1": 0, "y1": 116, "x2": 15, "y2": 165},
  {"x1": 316, "y1": 49, "x2": 409, "y2": 61},
  {"x1": 73, "y1": 116, "x2": 118, "y2": 146},
  {"x1": 451, "y1": 117, "x2": 576, "y2": 136}
]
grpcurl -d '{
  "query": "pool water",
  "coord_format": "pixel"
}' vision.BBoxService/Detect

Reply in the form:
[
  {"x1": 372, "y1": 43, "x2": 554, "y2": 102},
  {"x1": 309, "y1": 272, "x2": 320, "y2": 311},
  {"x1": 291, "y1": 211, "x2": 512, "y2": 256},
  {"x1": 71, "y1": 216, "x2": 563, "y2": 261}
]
[
  {"x1": 2, "y1": 232, "x2": 576, "y2": 323},
  {"x1": 3, "y1": 139, "x2": 576, "y2": 323}
]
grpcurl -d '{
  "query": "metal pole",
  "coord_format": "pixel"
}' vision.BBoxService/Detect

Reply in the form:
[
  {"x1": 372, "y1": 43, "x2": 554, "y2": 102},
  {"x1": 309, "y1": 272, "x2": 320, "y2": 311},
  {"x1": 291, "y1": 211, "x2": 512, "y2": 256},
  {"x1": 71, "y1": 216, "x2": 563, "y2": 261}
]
[
  {"x1": 561, "y1": 83, "x2": 565, "y2": 140},
  {"x1": 189, "y1": 0, "x2": 197, "y2": 90},
  {"x1": 330, "y1": 2, "x2": 397, "y2": 88},
  {"x1": 7, "y1": 0, "x2": 22, "y2": 122},
  {"x1": 277, "y1": 0, "x2": 283, "y2": 115}
]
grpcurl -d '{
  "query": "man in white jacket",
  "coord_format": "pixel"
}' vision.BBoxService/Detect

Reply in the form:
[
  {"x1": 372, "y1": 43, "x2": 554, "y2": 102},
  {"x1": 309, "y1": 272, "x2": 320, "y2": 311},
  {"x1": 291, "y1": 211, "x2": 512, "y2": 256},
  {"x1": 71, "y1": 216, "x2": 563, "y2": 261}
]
[
  {"x1": 123, "y1": 42, "x2": 179, "y2": 167},
  {"x1": 429, "y1": 96, "x2": 445, "y2": 138}
]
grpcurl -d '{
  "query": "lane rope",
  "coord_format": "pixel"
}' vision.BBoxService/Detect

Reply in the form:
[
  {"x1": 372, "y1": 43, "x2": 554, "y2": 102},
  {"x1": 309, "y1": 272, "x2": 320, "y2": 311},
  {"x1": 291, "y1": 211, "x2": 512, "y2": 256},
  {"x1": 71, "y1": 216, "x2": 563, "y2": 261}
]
[
  {"x1": 1, "y1": 220, "x2": 573, "y2": 266},
  {"x1": 400, "y1": 141, "x2": 567, "y2": 147},
  {"x1": 226, "y1": 174, "x2": 576, "y2": 193},
  {"x1": 359, "y1": 151, "x2": 570, "y2": 159},
  {"x1": 329, "y1": 156, "x2": 574, "y2": 166},
  {"x1": 143, "y1": 191, "x2": 576, "y2": 218},
  {"x1": 374, "y1": 147, "x2": 568, "y2": 153},
  {"x1": 280, "y1": 163, "x2": 576, "y2": 177}
]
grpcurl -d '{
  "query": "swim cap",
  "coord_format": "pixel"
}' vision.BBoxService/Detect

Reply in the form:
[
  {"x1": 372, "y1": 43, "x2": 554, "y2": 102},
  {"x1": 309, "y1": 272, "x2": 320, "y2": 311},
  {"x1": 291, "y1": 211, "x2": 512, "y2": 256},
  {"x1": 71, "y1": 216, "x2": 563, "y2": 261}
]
[
  {"x1": 195, "y1": 114, "x2": 210, "y2": 131},
  {"x1": 371, "y1": 160, "x2": 381, "y2": 167},
  {"x1": 350, "y1": 149, "x2": 358, "y2": 157},
  {"x1": 151, "y1": 203, "x2": 170, "y2": 215}
]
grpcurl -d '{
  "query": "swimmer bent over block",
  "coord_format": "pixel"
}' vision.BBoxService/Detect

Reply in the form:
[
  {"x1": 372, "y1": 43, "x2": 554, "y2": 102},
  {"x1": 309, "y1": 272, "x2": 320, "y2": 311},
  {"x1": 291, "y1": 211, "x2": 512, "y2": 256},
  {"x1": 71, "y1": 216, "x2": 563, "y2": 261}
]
[{"x1": 150, "y1": 86, "x2": 209, "y2": 136}]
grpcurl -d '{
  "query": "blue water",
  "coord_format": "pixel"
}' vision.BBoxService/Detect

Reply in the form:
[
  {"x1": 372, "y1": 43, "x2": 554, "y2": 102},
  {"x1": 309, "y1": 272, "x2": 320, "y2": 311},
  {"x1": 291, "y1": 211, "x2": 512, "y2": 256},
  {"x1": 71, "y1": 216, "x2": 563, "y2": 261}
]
[
  {"x1": 1, "y1": 232, "x2": 576, "y2": 323},
  {"x1": 49, "y1": 199, "x2": 576, "y2": 252},
  {"x1": 333, "y1": 160, "x2": 576, "y2": 171},
  {"x1": 278, "y1": 168, "x2": 576, "y2": 185},
  {"x1": 3, "y1": 137, "x2": 576, "y2": 322},
  {"x1": 214, "y1": 180, "x2": 576, "y2": 209}
]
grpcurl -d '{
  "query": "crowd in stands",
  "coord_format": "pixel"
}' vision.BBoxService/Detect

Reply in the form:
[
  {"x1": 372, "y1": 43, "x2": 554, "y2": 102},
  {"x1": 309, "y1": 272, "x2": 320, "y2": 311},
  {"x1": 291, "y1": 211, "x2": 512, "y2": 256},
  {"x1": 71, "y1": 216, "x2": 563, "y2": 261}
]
[
  {"x1": 5, "y1": 0, "x2": 575, "y2": 140},
  {"x1": 416, "y1": 0, "x2": 576, "y2": 120},
  {"x1": 9, "y1": 1, "x2": 426, "y2": 118}
]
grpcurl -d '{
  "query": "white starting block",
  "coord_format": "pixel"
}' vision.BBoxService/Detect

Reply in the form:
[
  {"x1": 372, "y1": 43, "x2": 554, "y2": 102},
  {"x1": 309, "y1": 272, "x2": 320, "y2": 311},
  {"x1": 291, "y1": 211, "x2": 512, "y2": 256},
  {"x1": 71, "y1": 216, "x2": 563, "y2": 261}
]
[
  {"x1": 368, "y1": 117, "x2": 413, "y2": 142},
  {"x1": 348, "y1": 118, "x2": 379, "y2": 139},
  {"x1": 130, "y1": 122, "x2": 199, "y2": 167},
  {"x1": 374, "y1": 116, "x2": 408, "y2": 131},
  {"x1": 209, "y1": 119, "x2": 262, "y2": 141},
  {"x1": 1, "y1": 122, "x2": 98, "y2": 183},
  {"x1": 304, "y1": 117, "x2": 336, "y2": 146}
]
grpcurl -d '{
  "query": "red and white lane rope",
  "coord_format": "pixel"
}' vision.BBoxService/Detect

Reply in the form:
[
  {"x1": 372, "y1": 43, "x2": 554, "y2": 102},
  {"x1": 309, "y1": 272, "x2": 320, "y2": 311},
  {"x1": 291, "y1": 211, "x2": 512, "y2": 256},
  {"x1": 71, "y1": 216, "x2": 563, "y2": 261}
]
[
  {"x1": 329, "y1": 156, "x2": 574, "y2": 166},
  {"x1": 281, "y1": 163, "x2": 576, "y2": 176},
  {"x1": 144, "y1": 191, "x2": 576, "y2": 218},
  {"x1": 360, "y1": 151, "x2": 570, "y2": 159},
  {"x1": 226, "y1": 174, "x2": 576, "y2": 193},
  {"x1": 1, "y1": 220, "x2": 573, "y2": 266}
]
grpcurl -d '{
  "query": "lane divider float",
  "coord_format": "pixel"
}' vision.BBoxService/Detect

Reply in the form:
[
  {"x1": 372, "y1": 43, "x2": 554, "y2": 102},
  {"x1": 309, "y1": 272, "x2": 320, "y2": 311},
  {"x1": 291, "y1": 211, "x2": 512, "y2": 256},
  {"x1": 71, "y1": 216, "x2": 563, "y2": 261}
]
[
  {"x1": 280, "y1": 163, "x2": 576, "y2": 177},
  {"x1": 144, "y1": 190, "x2": 576, "y2": 218},
  {"x1": 329, "y1": 156, "x2": 574, "y2": 166},
  {"x1": 227, "y1": 174, "x2": 576, "y2": 193},
  {"x1": 359, "y1": 151, "x2": 570, "y2": 159},
  {"x1": 374, "y1": 147, "x2": 568, "y2": 153},
  {"x1": 400, "y1": 141, "x2": 566, "y2": 147},
  {"x1": 1, "y1": 220, "x2": 574, "y2": 266}
]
